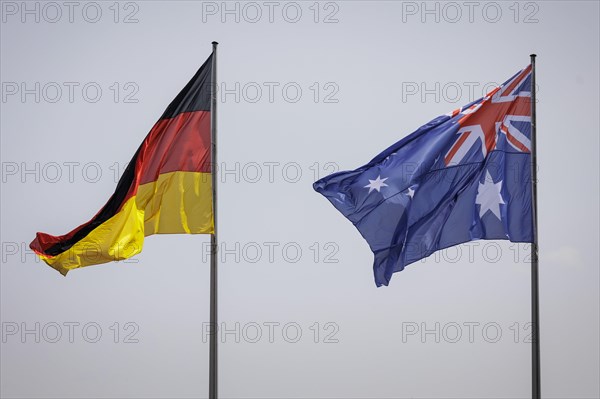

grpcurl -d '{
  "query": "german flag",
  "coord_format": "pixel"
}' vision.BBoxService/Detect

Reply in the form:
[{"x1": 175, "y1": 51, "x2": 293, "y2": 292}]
[{"x1": 30, "y1": 52, "x2": 215, "y2": 275}]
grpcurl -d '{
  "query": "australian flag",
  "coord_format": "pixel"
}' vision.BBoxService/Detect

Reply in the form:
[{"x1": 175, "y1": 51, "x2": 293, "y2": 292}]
[{"x1": 314, "y1": 65, "x2": 534, "y2": 286}]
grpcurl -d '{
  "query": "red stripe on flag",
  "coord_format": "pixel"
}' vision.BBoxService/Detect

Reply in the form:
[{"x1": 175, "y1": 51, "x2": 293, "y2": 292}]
[
  {"x1": 136, "y1": 110, "x2": 211, "y2": 186},
  {"x1": 444, "y1": 130, "x2": 471, "y2": 165}
]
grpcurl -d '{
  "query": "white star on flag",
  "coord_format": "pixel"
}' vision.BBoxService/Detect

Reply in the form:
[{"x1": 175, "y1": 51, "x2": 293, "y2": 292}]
[
  {"x1": 407, "y1": 187, "x2": 415, "y2": 198},
  {"x1": 364, "y1": 175, "x2": 388, "y2": 194},
  {"x1": 475, "y1": 171, "x2": 505, "y2": 219}
]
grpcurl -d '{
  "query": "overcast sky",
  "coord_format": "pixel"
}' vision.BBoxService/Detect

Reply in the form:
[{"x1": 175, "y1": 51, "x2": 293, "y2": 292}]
[{"x1": 1, "y1": 1, "x2": 599, "y2": 398}]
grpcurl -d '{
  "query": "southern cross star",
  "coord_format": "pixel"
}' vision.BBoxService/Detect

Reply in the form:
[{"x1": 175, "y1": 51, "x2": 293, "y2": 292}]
[{"x1": 364, "y1": 175, "x2": 388, "y2": 194}]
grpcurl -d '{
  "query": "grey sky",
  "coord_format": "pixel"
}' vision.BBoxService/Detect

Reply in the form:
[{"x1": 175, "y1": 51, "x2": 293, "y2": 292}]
[{"x1": 1, "y1": 1, "x2": 599, "y2": 398}]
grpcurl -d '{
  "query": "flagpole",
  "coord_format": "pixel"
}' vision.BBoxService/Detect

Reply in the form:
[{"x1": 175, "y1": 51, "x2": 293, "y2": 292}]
[
  {"x1": 529, "y1": 53, "x2": 541, "y2": 399},
  {"x1": 209, "y1": 41, "x2": 219, "y2": 399}
]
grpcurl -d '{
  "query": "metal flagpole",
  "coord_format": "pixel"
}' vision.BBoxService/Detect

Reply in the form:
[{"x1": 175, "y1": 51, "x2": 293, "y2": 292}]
[
  {"x1": 529, "y1": 53, "x2": 541, "y2": 399},
  {"x1": 209, "y1": 41, "x2": 219, "y2": 399}
]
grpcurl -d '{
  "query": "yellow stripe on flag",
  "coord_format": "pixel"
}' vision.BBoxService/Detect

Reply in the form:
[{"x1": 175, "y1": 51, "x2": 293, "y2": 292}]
[
  {"x1": 40, "y1": 171, "x2": 213, "y2": 275},
  {"x1": 139, "y1": 171, "x2": 213, "y2": 235}
]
